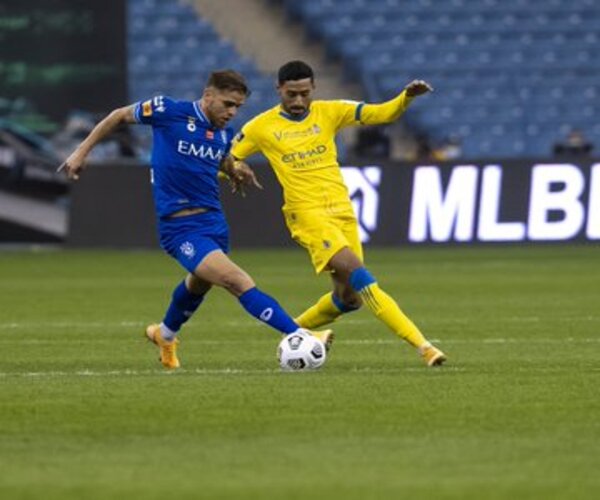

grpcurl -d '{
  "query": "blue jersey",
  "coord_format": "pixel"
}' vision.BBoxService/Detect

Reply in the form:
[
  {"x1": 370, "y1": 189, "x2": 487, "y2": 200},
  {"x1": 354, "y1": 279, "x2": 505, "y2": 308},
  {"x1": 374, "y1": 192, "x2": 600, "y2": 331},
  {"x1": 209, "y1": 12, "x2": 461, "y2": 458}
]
[{"x1": 134, "y1": 96, "x2": 234, "y2": 218}]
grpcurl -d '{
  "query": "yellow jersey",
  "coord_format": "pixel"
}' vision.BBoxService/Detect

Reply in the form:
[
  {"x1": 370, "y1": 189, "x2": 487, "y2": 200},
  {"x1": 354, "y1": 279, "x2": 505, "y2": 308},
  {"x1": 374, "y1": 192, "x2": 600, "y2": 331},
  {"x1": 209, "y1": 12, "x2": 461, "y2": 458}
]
[
  {"x1": 231, "y1": 100, "x2": 358, "y2": 212},
  {"x1": 231, "y1": 93, "x2": 413, "y2": 212}
]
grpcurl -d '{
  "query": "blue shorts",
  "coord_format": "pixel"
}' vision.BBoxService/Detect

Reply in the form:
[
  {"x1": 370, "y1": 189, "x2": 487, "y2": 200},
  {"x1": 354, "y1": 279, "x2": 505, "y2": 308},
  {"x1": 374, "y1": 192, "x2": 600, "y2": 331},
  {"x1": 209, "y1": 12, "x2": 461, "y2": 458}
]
[{"x1": 158, "y1": 210, "x2": 230, "y2": 273}]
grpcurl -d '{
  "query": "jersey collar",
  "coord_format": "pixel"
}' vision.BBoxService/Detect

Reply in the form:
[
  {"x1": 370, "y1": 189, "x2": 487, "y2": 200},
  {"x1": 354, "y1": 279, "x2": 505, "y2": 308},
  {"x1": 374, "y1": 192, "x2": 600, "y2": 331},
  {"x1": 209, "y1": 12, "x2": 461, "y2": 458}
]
[
  {"x1": 278, "y1": 105, "x2": 311, "y2": 122},
  {"x1": 193, "y1": 101, "x2": 209, "y2": 123}
]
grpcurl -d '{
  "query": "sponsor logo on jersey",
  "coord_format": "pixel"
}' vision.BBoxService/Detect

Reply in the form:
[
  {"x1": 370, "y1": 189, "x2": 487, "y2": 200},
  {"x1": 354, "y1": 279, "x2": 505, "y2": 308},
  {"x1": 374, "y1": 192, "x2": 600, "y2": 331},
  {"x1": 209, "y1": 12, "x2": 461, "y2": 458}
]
[
  {"x1": 142, "y1": 100, "x2": 152, "y2": 116},
  {"x1": 274, "y1": 124, "x2": 322, "y2": 141},
  {"x1": 281, "y1": 145, "x2": 327, "y2": 163},
  {"x1": 177, "y1": 140, "x2": 224, "y2": 161},
  {"x1": 187, "y1": 117, "x2": 196, "y2": 132},
  {"x1": 234, "y1": 132, "x2": 245, "y2": 143},
  {"x1": 206, "y1": 129, "x2": 214, "y2": 140}
]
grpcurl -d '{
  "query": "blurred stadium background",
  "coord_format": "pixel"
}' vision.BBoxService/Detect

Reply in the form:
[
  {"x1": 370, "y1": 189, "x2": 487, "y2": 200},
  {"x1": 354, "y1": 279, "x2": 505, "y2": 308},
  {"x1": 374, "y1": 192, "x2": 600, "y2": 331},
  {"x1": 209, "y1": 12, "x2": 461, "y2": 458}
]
[{"x1": 0, "y1": 0, "x2": 598, "y2": 247}]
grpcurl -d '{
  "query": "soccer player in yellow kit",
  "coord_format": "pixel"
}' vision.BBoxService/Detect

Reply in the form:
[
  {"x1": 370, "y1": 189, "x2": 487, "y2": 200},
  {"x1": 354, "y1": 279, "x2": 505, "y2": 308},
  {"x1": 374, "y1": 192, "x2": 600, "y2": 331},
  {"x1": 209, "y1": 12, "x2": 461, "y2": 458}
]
[{"x1": 231, "y1": 61, "x2": 446, "y2": 366}]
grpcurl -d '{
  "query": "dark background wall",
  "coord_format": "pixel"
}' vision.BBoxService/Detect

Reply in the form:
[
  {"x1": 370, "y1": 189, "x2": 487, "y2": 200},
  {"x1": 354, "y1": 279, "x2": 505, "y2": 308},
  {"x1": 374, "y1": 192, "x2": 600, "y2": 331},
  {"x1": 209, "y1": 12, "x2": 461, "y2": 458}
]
[{"x1": 67, "y1": 159, "x2": 600, "y2": 248}]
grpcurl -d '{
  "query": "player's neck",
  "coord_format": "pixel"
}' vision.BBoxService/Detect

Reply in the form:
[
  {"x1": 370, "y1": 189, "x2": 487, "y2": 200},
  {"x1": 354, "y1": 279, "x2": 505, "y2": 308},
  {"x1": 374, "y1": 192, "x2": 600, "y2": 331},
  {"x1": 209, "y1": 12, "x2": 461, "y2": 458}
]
[{"x1": 198, "y1": 99, "x2": 215, "y2": 127}]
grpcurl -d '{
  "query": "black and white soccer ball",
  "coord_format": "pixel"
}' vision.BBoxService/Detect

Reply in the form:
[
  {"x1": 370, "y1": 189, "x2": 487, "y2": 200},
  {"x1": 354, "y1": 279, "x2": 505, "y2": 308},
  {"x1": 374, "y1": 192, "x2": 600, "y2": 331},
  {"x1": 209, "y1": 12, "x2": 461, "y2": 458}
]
[{"x1": 277, "y1": 332, "x2": 327, "y2": 371}]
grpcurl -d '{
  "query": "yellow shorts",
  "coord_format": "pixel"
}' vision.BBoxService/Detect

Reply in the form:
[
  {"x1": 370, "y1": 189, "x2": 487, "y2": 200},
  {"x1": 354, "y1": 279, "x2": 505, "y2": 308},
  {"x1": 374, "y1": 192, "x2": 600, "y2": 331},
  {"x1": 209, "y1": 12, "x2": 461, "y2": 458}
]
[{"x1": 283, "y1": 207, "x2": 364, "y2": 274}]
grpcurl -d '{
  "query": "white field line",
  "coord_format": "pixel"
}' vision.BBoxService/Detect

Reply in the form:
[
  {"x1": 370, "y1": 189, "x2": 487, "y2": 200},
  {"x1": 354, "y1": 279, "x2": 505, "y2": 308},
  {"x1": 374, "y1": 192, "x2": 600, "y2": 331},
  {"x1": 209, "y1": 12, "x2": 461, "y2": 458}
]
[
  {"x1": 3, "y1": 338, "x2": 600, "y2": 346},
  {"x1": 0, "y1": 366, "x2": 468, "y2": 379},
  {"x1": 0, "y1": 321, "x2": 146, "y2": 329},
  {"x1": 1, "y1": 316, "x2": 599, "y2": 331}
]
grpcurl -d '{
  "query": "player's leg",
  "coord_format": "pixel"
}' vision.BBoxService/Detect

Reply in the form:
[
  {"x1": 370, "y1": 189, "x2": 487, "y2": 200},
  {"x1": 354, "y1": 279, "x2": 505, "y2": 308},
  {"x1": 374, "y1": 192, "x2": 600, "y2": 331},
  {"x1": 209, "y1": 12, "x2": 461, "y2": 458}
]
[
  {"x1": 195, "y1": 250, "x2": 331, "y2": 344},
  {"x1": 161, "y1": 274, "x2": 212, "y2": 340},
  {"x1": 294, "y1": 268, "x2": 361, "y2": 329},
  {"x1": 145, "y1": 274, "x2": 211, "y2": 369},
  {"x1": 288, "y1": 211, "x2": 360, "y2": 329},
  {"x1": 329, "y1": 247, "x2": 446, "y2": 366}
]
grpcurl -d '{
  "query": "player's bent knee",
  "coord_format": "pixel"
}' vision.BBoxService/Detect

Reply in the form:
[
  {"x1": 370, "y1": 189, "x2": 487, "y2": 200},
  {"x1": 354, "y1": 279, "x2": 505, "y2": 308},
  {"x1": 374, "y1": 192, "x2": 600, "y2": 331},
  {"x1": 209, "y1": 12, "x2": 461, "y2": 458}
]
[
  {"x1": 220, "y1": 270, "x2": 255, "y2": 297},
  {"x1": 185, "y1": 273, "x2": 212, "y2": 295},
  {"x1": 333, "y1": 290, "x2": 362, "y2": 312}
]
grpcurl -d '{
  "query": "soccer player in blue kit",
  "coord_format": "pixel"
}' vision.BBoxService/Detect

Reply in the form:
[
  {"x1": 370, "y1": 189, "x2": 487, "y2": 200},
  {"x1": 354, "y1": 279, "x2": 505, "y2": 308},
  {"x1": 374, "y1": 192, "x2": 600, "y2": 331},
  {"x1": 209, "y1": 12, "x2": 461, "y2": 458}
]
[{"x1": 60, "y1": 70, "x2": 332, "y2": 369}]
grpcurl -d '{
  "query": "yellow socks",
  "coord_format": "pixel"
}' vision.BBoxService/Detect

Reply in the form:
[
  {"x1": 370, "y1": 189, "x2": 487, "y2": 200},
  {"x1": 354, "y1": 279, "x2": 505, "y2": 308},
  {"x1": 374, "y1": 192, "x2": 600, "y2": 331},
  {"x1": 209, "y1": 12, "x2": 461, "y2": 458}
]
[
  {"x1": 296, "y1": 268, "x2": 428, "y2": 349},
  {"x1": 295, "y1": 293, "x2": 343, "y2": 329},
  {"x1": 359, "y1": 283, "x2": 427, "y2": 348}
]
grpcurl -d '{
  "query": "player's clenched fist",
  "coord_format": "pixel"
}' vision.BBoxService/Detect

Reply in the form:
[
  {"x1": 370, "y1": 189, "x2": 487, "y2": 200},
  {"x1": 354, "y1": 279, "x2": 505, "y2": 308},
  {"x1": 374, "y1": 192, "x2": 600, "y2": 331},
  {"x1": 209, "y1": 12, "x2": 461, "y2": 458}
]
[{"x1": 405, "y1": 80, "x2": 434, "y2": 97}]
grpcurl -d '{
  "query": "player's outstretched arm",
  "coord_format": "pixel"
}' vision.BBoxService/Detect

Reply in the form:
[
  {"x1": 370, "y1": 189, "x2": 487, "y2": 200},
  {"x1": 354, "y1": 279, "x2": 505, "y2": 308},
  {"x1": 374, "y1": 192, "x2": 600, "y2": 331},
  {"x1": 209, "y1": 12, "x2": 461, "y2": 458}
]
[
  {"x1": 360, "y1": 79, "x2": 433, "y2": 126},
  {"x1": 57, "y1": 105, "x2": 137, "y2": 180}
]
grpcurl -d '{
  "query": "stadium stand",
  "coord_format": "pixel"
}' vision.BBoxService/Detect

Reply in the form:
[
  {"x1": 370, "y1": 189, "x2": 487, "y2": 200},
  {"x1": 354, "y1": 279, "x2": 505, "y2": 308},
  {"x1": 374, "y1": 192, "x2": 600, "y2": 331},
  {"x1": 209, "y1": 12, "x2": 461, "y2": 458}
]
[
  {"x1": 278, "y1": 0, "x2": 599, "y2": 158},
  {"x1": 127, "y1": 0, "x2": 278, "y2": 130}
]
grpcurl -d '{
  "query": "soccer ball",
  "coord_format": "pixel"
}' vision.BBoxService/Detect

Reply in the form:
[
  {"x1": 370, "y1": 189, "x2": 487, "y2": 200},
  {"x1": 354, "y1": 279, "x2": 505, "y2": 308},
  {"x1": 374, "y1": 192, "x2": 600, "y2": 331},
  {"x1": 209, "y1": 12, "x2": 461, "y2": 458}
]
[{"x1": 277, "y1": 332, "x2": 327, "y2": 371}]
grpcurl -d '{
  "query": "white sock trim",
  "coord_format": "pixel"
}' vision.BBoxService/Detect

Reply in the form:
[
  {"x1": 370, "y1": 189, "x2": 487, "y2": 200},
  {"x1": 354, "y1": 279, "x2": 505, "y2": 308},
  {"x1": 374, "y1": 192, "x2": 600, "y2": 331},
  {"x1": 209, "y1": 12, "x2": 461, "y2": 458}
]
[{"x1": 160, "y1": 323, "x2": 178, "y2": 342}]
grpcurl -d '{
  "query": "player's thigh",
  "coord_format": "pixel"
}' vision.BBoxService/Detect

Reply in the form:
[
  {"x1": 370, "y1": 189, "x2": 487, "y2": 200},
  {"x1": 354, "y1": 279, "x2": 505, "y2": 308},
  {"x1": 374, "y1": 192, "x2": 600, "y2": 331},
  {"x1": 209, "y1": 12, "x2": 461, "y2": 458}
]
[
  {"x1": 329, "y1": 246, "x2": 363, "y2": 277},
  {"x1": 341, "y1": 216, "x2": 364, "y2": 264},
  {"x1": 159, "y1": 212, "x2": 231, "y2": 274},
  {"x1": 194, "y1": 250, "x2": 255, "y2": 296},
  {"x1": 285, "y1": 210, "x2": 353, "y2": 274},
  {"x1": 323, "y1": 216, "x2": 364, "y2": 275}
]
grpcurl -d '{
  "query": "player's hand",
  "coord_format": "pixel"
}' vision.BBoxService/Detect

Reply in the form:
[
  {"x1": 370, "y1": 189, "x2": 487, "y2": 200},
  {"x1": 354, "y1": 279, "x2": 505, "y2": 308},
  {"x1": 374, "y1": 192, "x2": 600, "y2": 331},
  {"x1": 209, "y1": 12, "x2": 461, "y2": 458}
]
[
  {"x1": 229, "y1": 161, "x2": 263, "y2": 197},
  {"x1": 57, "y1": 151, "x2": 87, "y2": 180},
  {"x1": 405, "y1": 79, "x2": 434, "y2": 97}
]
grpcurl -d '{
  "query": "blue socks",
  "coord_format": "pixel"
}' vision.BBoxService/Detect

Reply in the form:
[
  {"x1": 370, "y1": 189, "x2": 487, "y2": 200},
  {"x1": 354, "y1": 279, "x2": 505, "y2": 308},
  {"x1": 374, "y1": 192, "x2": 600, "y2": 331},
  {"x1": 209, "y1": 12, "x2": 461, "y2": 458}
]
[
  {"x1": 332, "y1": 293, "x2": 360, "y2": 313},
  {"x1": 162, "y1": 283, "x2": 298, "y2": 338},
  {"x1": 238, "y1": 287, "x2": 298, "y2": 334},
  {"x1": 163, "y1": 281, "x2": 205, "y2": 334}
]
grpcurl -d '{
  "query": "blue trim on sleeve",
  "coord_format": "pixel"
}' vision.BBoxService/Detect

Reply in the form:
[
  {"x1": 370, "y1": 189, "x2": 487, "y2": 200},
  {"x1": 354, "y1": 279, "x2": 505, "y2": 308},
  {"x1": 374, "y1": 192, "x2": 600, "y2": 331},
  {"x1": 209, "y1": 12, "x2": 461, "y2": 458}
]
[
  {"x1": 355, "y1": 102, "x2": 365, "y2": 122},
  {"x1": 332, "y1": 293, "x2": 360, "y2": 313},
  {"x1": 134, "y1": 103, "x2": 142, "y2": 123},
  {"x1": 349, "y1": 267, "x2": 376, "y2": 292}
]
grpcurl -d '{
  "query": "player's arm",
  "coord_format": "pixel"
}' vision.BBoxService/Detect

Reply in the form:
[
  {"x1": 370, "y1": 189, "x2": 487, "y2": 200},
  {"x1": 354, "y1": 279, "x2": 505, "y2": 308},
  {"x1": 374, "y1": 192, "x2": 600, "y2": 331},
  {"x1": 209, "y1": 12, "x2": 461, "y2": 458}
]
[
  {"x1": 219, "y1": 155, "x2": 263, "y2": 195},
  {"x1": 58, "y1": 105, "x2": 137, "y2": 180},
  {"x1": 359, "y1": 79, "x2": 433, "y2": 125}
]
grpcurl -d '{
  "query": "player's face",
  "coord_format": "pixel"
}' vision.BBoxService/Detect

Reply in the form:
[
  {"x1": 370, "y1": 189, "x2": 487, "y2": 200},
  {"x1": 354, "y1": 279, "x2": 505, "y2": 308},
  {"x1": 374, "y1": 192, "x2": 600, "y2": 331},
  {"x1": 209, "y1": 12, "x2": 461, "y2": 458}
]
[
  {"x1": 277, "y1": 78, "x2": 314, "y2": 117},
  {"x1": 203, "y1": 88, "x2": 246, "y2": 128}
]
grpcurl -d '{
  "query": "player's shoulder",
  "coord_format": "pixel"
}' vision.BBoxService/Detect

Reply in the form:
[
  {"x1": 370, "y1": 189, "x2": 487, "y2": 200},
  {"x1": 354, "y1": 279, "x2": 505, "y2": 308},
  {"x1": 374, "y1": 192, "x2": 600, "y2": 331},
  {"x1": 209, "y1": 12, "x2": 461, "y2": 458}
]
[
  {"x1": 141, "y1": 95, "x2": 189, "y2": 114},
  {"x1": 314, "y1": 99, "x2": 363, "y2": 123},
  {"x1": 314, "y1": 99, "x2": 362, "y2": 110},
  {"x1": 242, "y1": 105, "x2": 279, "y2": 131}
]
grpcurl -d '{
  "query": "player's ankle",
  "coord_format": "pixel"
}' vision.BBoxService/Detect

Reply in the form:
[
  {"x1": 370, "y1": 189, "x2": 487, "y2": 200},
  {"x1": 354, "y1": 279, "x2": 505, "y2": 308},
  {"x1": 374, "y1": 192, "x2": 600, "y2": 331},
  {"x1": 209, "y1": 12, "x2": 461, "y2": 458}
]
[{"x1": 418, "y1": 341, "x2": 432, "y2": 353}]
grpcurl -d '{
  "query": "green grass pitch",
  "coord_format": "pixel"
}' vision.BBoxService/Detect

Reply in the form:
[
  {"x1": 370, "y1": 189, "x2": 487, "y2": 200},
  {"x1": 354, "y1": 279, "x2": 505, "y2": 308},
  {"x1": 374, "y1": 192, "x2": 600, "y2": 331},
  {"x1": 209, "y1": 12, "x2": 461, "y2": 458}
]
[{"x1": 0, "y1": 246, "x2": 598, "y2": 500}]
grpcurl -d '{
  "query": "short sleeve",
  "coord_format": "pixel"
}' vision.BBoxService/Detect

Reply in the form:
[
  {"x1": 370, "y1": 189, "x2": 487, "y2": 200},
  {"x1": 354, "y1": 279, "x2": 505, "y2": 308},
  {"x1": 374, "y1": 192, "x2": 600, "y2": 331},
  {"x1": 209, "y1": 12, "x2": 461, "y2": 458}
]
[
  {"x1": 133, "y1": 95, "x2": 176, "y2": 126},
  {"x1": 231, "y1": 121, "x2": 261, "y2": 159}
]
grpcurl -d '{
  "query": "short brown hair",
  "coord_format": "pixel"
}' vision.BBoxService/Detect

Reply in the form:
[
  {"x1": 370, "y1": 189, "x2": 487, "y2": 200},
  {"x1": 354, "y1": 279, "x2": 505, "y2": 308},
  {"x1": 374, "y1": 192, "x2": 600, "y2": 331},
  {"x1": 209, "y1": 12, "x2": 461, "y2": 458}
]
[{"x1": 206, "y1": 70, "x2": 250, "y2": 96}]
